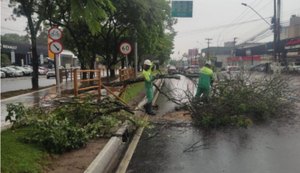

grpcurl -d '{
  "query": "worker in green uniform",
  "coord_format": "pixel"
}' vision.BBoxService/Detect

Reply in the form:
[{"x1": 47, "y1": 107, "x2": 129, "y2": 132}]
[
  {"x1": 143, "y1": 59, "x2": 156, "y2": 115},
  {"x1": 195, "y1": 61, "x2": 214, "y2": 102}
]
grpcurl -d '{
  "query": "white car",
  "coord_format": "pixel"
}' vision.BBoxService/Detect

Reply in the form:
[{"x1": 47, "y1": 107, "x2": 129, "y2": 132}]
[
  {"x1": 4, "y1": 67, "x2": 23, "y2": 77},
  {"x1": 288, "y1": 62, "x2": 300, "y2": 72},
  {"x1": 0, "y1": 71, "x2": 6, "y2": 78},
  {"x1": 46, "y1": 69, "x2": 56, "y2": 79}
]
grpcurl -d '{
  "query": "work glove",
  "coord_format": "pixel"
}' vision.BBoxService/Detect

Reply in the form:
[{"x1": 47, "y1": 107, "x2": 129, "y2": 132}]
[{"x1": 155, "y1": 74, "x2": 161, "y2": 79}]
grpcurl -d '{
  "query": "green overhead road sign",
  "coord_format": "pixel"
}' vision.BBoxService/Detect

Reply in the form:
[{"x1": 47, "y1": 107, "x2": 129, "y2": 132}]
[{"x1": 171, "y1": 1, "x2": 193, "y2": 18}]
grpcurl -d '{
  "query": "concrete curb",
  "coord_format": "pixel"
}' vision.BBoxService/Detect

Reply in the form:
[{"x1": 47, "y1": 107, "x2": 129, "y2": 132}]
[
  {"x1": 84, "y1": 79, "x2": 164, "y2": 173},
  {"x1": 115, "y1": 79, "x2": 164, "y2": 173},
  {"x1": 1, "y1": 85, "x2": 57, "y2": 103}
]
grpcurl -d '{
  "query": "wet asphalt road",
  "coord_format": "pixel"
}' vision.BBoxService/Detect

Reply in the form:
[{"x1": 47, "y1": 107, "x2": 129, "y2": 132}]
[
  {"x1": 127, "y1": 74, "x2": 300, "y2": 173},
  {"x1": 1, "y1": 75, "x2": 56, "y2": 93}
]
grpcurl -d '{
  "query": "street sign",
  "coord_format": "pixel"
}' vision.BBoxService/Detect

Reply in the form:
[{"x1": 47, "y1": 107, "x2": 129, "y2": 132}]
[
  {"x1": 171, "y1": 1, "x2": 193, "y2": 18},
  {"x1": 119, "y1": 42, "x2": 132, "y2": 55},
  {"x1": 49, "y1": 41, "x2": 63, "y2": 54},
  {"x1": 48, "y1": 27, "x2": 62, "y2": 40}
]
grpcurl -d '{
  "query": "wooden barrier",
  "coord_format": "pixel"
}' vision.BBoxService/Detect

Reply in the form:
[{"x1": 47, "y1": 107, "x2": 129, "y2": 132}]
[
  {"x1": 74, "y1": 69, "x2": 102, "y2": 99},
  {"x1": 119, "y1": 68, "x2": 135, "y2": 82},
  {"x1": 116, "y1": 68, "x2": 135, "y2": 96}
]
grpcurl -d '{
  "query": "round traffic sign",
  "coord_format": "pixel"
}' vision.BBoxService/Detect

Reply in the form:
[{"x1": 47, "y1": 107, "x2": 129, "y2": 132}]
[
  {"x1": 49, "y1": 41, "x2": 63, "y2": 54},
  {"x1": 119, "y1": 42, "x2": 132, "y2": 55},
  {"x1": 48, "y1": 27, "x2": 62, "y2": 40}
]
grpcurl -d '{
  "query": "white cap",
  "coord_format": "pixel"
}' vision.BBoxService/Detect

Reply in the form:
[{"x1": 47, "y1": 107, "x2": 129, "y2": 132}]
[
  {"x1": 144, "y1": 59, "x2": 152, "y2": 66},
  {"x1": 205, "y1": 60, "x2": 212, "y2": 65}
]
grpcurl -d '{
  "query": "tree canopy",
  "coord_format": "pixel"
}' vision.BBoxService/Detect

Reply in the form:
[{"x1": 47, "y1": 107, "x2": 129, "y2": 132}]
[{"x1": 8, "y1": 0, "x2": 176, "y2": 80}]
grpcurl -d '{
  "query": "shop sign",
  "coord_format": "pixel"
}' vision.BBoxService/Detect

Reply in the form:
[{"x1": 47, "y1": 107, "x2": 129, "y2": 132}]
[
  {"x1": 0, "y1": 43, "x2": 17, "y2": 50},
  {"x1": 286, "y1": 38, "x2": 300, "y2": 46}
]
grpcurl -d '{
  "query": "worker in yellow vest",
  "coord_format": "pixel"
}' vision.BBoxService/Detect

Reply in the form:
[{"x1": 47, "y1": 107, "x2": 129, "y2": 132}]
[
  {"x1": 195, "y1": 61, "x2": 214, "y2": 102},
  {"x1": 142, "y1": 59, "x2": 156, "y2": 115}
]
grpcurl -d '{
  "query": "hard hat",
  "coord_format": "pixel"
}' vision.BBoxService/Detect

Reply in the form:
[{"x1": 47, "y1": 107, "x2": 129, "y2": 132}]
[
  {"x1": 144, "y1": 59, "x2": 152, "y2": 66},
  {"x1": 205, "y1": 60, "x2": 212, "y2": 65}
]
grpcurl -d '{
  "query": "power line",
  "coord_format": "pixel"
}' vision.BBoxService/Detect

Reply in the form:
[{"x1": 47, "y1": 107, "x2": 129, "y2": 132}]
[{"x1": 176, "y1": 17, "x2": 272, "y2": 38}]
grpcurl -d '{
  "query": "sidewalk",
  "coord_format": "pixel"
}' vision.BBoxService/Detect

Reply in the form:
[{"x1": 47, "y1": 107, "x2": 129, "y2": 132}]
[{"x1": 1, "y1": 81, "x2": 74, "y2": 130}]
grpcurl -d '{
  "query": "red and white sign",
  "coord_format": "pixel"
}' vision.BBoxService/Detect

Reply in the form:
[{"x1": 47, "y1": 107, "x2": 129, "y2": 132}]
[
  {"x1": 48, "y1": 27, "x2": 63, "y2": 40},
  {"x1": 49, "y1": 41, "x2": 63, "y2": 54},
  {"x1": 119, "y1": 42, "x2": 132, "y2": 55},
  {"x1": 227, "y1": 56, "x2": 261, "y2": 62},
  {"x1": 286, "y1": 38, "x2": 300, "y2": 46}
]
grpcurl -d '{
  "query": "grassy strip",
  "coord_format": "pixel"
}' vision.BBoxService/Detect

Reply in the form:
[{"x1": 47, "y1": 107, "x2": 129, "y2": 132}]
[
  {"x1": 1, "y1": 128, "x2": 48, "y2": 173},
  {"x1": 120, "y1": 82, "x2": 144, "y2": 103},
  {"x1": 1, "y1": 85, "x2": 55, "y2": 100}
]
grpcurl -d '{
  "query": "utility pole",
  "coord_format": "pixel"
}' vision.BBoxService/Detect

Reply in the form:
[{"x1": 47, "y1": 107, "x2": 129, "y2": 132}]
[
  {"x1": 277, "y1": 0, "x2": 281, "y2": 63},
  {"x1": 233, "y1": 37, "x2": 238, "y2": 56},
  {"x1": 205, "y1": 38, "x2": 212, "y2": 59},
  {"x1": 273, "y1": 0, "x2": 281, "y2": 63},
  {"x1": 273, "y1": 0, "x2": 277, "y2": 63}
]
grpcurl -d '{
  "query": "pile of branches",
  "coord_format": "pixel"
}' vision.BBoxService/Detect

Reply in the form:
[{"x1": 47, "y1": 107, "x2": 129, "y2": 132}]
[
  {"x1": 5, "y1": 95, "x2": 141, "y2": 153},
  {"x1": 185, "y1": 73, "x2": 296, "y2": 128}
]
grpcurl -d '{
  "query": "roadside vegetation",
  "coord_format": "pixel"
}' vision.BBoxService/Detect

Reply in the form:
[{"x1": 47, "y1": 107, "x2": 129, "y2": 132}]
[
  {"x1": 121, "y1": 82, "x2": 145, "y2": 103},
  {"x1": 1, "y1": 87, "x2": 147, "y2": 172}
]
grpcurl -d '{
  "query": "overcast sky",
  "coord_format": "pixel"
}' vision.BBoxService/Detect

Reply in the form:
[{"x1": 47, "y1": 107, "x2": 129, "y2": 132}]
[
  {"x1": 1, "y1": 0, "x2": 300, "y2": 60},
  {"x1": 172, "y1": 0, "x2": 300, "y2": 59}
]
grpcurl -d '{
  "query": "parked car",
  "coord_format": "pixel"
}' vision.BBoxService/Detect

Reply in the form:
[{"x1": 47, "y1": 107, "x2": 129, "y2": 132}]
[
  {"x1": 226, "y1": 66, "x2": 241, "y2": 74},
  {"x1": 3, "y1": 67, "x2": 23, "y2": 77},
  {"x1": 185, "y1": 65, "x2": 199, "y2": 74},
  {"x1": 23, "y1": 66, "x2": 33, "y2": 74},
  {"x1": 46, "y1": 69, "x2": 56, "y2": 79},
  {"x1": 0, "y1": 71, "x2": 6, "y2": 78},
  {"x1": 39, "y1": 66, "x2": 48, "y2": 75},
  {"x1": 168, "y1": 66, "x2": 177, "y2": 74},
  {"x1": 10, "y1": 66, "x2": 32, "y2": 76},
  {"x1": 220, "y1": 66, "x2": 241, "y2": 79},
  {"x1": 0, "y1": 67, "x2": 14, "y2": 77},
  {"x1": 250, "y1": 64, "x2": 266, "y2": 72},
  {"x1": 288, "y1": 62, "x2": 300, "y2": 72}
]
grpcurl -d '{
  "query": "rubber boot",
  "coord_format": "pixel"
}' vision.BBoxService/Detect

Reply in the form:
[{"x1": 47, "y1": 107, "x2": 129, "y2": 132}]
[{"x1": 147, "y1": 103, "x2": 156, "y2": 116}]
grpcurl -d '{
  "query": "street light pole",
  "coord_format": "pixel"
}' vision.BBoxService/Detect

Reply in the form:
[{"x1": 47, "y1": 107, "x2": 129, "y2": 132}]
[
  {"x1": 241, "y1": 3, "x2": 271, "y2": 26},
  {"x1": 241, "y1": 2, "x2": 280, "y2": 66}
]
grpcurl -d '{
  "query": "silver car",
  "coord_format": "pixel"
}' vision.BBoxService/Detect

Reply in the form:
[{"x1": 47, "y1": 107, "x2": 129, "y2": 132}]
[{"x1": 4, "y1": 67, "x2": 23, "y2": 77}]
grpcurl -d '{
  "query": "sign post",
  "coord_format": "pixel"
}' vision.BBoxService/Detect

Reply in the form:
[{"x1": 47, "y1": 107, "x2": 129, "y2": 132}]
[
  {"x1": 119, "y1": 42, "x2": 132, "y2": 68},
  {"x1": 48, "y1": 26, "x2": 63, "y2": 96}
]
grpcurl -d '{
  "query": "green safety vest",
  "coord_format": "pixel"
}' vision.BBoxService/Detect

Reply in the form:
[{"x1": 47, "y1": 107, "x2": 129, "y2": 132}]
[
  {"x1": 143, "y1": 64, "x2": 154, "y2": 102},
  {"x1": 198, "y1": 66, "x2": 214, "y2": 89}
]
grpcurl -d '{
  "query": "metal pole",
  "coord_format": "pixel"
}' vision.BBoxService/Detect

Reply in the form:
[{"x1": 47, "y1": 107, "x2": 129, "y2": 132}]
[
  {"x1": 206, "y1": 38, "x2": 212, "y2": 59},
  {"x1": 125, "y1": 55, "x2": 128, "y2": 68},
  {"x1": 273, "y1": 0, "x2": 277, "y2": 63},
  {"x1": 134, "y1": 30, "x2": 138, "y2": 78},
  {"x1": 242, "y1": 3, "x2": 271, "y2": 26},
  {"x1": 277, "y1": 0, "x2": 281, "y2": 63},
  {"x1": 55, "y1": 54, "x2": 61, "y2": 97},
  {"x1": 134, "y1": 41, "x2": 138, "y2": 78}
]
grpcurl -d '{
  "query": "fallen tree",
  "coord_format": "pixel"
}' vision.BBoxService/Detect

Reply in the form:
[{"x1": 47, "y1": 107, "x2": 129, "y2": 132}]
[
  {"x1": 5, "y1": 96, "x2": 146, "y2": 153},
  {"x1": 187, "y1": 74, "x2": 296, "y2": 128},
  {"x1": 151, "y1": 73, "x2": 297, "y2": 128},
  {"x1": 104, "y1": 74, "x2": 180, "y2": 87}
]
